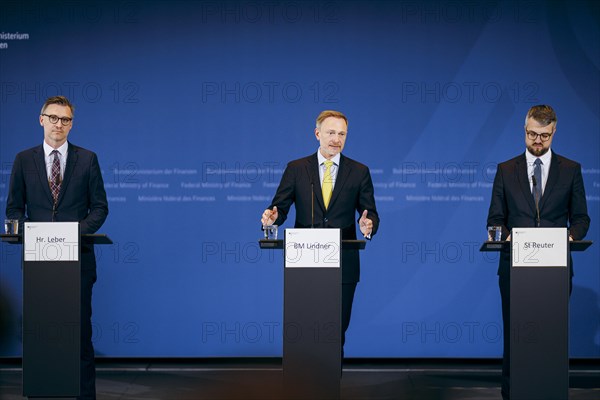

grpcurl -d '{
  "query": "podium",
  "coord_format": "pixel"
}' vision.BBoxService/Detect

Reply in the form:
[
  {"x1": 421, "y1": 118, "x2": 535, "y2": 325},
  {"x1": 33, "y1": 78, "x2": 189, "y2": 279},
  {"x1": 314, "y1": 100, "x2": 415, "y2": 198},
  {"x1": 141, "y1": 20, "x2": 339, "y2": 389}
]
[
  {"x1": 480, "y1": 228, "x2": 592, "y2": 400},
  {"x1": 260, "y1": 230, "x2": 365, "y2": 400},
  {"x1": 2, "y1": 224, "x2": 112, "y2": 399}
]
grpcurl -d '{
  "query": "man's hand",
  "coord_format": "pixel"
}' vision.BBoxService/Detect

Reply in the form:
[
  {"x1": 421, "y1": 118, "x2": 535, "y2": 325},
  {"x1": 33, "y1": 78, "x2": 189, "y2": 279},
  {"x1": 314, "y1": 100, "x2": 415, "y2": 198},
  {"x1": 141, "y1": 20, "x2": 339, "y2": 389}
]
[
  {"x1": 261, "y1": 206, "x2": 278, "y2": 226},
  {"x1": 359, "y1": 210, "x2": 373, "y2": 239}
]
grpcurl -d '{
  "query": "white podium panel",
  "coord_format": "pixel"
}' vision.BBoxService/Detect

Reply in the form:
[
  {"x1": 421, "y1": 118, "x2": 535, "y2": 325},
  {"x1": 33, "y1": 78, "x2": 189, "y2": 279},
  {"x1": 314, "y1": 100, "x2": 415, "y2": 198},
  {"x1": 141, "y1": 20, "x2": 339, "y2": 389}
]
[
  {"x1": 511, "y1": 227, "x2": 567, "y2": 267},
  {"x1": 24, "y1": 222, "x2": 79, "y2": 262},
  {"x1": 284, "y1": 228, "x2": 340, "y2": 268}
]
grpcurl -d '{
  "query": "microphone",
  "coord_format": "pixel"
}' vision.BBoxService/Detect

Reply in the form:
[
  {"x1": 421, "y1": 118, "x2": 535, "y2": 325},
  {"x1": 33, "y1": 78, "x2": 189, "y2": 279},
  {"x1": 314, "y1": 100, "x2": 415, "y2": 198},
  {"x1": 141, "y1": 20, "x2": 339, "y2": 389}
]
[
  {"x1": 310, "y1": 181, "x2": 314, "y2": 228},
  {"x1": 532, "y1": 175, "x2": 540, "y2": 227}
]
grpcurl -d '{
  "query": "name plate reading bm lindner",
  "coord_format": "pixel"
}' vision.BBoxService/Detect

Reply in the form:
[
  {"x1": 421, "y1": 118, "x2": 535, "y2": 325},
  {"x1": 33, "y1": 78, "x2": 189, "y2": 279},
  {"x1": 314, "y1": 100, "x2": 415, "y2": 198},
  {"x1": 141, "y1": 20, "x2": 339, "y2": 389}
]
[{"x1": 285, "y1": 228, "x2": 340, "y2": 268}]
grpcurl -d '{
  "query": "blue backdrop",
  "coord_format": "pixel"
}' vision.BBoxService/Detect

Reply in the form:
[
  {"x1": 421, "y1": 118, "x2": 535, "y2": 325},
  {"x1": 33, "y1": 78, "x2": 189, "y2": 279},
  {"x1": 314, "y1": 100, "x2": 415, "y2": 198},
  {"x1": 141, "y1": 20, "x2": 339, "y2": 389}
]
[{"x1": 1, "y1": 0, "x2": 598, "y2": 358}]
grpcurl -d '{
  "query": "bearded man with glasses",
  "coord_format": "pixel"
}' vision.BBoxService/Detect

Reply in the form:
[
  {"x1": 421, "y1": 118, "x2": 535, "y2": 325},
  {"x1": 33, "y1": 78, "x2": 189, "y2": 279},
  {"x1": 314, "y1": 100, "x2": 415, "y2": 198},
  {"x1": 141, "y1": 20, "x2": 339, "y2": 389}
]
[{"x1": 485, "y1": 104, "x2": 590, "y2": 400}]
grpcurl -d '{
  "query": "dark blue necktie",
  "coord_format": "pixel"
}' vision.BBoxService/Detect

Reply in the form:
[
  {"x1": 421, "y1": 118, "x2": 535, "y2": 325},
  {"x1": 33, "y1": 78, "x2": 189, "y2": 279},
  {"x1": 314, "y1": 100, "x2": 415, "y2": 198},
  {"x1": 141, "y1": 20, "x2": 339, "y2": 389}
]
[{"x1": 533, "y1": 158, "x2": 542, "y2": 204}]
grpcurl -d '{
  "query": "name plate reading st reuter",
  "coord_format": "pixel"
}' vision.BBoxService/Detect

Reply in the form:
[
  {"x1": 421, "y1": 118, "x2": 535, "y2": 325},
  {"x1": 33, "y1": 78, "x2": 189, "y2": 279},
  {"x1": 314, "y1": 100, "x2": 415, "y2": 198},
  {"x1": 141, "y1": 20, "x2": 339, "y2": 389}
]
[
  {"x1": 511, "y1": 227, "x2": 567, "y2": 267},
  {"x1": 24, "y1": 222, "x2": 79, "y2": 262},
  {"x1": 285, "y1": 228, "x2": 340, "y2": 268}
]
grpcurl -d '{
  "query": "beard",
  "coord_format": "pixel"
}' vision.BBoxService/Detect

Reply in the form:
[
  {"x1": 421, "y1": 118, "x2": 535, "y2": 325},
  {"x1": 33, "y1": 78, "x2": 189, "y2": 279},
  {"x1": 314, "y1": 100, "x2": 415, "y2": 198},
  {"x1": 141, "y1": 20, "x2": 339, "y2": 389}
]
[
  {"x1": 320, "y1": 145, "x2": 342, "y2": 158},
  {"x1": 527, "y1": 144, "x2": 549, "y2": 157}
]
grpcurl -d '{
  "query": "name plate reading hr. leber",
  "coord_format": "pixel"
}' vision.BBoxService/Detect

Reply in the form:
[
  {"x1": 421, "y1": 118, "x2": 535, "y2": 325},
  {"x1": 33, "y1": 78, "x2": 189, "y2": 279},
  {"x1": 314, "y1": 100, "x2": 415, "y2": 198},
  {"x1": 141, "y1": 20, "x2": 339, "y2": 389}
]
[
  {"x1": 511, "y1": 227, "x2": 567, "y2": 267},
  {"x1": 24, "y1": 222, "x2": 79, "y2": 262},
  {"x1": 285, "y1": 228, "x2": 340, "y2": 268}
]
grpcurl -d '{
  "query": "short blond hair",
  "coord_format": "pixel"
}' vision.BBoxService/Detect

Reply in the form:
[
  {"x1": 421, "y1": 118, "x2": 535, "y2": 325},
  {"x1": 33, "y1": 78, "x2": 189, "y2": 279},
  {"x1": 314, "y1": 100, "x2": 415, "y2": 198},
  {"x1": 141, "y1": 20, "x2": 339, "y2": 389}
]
[
  {"x1": 41, "y1": 96, "x2": 75, "y2": 116},
  {"x1": 316, "y1": 110, "x2": 348, "y2": 129}
]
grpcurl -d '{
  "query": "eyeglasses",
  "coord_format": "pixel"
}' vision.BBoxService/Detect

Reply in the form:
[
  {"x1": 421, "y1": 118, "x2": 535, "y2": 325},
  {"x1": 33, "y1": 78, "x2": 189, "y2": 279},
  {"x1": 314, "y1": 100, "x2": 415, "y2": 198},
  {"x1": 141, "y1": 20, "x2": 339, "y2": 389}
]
[
  {"x1": 41, "y1": 114, "x2": 73, "y2": 126},
  {"x1": 526, "y1": 131, "x2": 552, "y2": 142}
]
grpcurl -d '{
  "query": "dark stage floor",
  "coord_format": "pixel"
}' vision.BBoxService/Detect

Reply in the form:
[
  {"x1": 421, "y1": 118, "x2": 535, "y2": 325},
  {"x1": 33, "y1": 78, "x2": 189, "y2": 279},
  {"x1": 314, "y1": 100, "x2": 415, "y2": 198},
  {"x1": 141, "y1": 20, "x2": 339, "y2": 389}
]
[{"x1": 1, "y1": 359, "x2": 599, "y2": 399}]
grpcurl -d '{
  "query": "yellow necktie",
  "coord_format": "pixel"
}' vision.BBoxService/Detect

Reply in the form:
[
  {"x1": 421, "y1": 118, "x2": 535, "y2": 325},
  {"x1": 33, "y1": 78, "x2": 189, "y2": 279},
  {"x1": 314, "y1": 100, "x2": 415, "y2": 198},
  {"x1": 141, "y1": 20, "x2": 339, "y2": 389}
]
[{"x1": 322, "y1": 160, "x2": 333, "y2": 209}]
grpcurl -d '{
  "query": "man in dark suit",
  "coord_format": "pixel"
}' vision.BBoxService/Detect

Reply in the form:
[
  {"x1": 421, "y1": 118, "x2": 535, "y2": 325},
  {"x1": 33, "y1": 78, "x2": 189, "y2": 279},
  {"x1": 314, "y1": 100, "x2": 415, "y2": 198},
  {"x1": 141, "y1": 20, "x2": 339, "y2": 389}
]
[
  {"x1": 486, "y1": 104, "x2": 590, "y2": 399},
  {"x1": 261, "y1": 110, "x2": 380, "y2": 352},
  {"x1": 6, "y1": 96, "x2": 109, "y2": 400}
]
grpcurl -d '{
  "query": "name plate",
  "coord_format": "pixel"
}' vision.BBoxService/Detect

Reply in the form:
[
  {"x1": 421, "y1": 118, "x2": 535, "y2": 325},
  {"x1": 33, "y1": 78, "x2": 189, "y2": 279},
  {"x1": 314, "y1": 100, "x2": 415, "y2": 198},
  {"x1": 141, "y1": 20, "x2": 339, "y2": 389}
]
[
  {"x1": 511, "y1": 227, "x2": 567, "y2": 267},
  {"x1": 284, "y1": 228, "x2": 340, "y2": 268},
  {"x1": 24, "y1": 222, "x2": 79, "y2": 262}
]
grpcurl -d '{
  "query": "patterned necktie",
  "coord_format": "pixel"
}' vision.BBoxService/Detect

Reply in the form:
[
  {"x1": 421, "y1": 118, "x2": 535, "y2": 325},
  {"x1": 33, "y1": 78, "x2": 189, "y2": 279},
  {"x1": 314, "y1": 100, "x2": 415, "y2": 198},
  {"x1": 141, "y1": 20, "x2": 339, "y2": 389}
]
[
  {"x1": 50, "y1": 150, "x2": 61, "y2": 204},
  {"x1": 533, "y1": 158, "x2": 542, "y2": 204},
  {"x1": 322, "y1": 160, "x2": 334, "y2": 209}
]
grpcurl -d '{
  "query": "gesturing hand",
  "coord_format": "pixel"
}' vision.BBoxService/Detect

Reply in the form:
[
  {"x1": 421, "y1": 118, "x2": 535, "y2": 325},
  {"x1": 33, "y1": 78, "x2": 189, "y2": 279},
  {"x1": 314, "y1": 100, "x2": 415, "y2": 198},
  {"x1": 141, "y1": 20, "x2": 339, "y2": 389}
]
[
  {"x1": 261, "y1": 206, "x2": 278, "y2": 226},
  {"x1": 359, "y1": 210, "x2": 373, "y2": 239}
]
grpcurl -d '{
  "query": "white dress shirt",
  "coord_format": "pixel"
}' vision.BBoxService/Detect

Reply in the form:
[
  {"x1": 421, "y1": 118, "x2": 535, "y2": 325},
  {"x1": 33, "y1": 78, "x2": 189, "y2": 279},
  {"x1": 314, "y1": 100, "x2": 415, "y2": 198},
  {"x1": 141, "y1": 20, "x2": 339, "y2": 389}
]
[
  {"x1": 526, "y1": 148, "x2": 551, "y2": 195},
  {"x1": 44, "y1": 141, "x2": 69, "y2": 182},
  {"x1": 317, "y1": 149, "x2": 340, "y2": 190}
]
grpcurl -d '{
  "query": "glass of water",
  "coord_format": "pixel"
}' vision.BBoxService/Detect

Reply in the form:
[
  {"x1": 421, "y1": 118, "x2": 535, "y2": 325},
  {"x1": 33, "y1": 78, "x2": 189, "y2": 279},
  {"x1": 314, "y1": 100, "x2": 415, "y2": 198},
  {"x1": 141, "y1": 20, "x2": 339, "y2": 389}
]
[
  {"x1": 487, "y1": 226, "x2": 502, "y2": 241},
  {"x1": 262, "y1": 225, "x2": 278, "y2": 240},
  {"x1": 4, "y1": 219, "x2": 19, "y2": 235}
]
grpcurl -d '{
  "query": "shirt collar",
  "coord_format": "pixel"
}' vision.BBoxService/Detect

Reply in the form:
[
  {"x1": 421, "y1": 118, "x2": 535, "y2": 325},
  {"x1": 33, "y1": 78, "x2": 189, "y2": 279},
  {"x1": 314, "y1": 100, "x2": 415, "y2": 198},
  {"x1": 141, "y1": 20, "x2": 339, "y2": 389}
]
[
  {"x1": 44, "y1": 141, "x2": 69, "y2": 157},
  {"x1": 317, "y1": 149, "x2": 341, "y2": 166},
  {"x1": 525, "y1": 148, "x2": 552, "y2": 165}
]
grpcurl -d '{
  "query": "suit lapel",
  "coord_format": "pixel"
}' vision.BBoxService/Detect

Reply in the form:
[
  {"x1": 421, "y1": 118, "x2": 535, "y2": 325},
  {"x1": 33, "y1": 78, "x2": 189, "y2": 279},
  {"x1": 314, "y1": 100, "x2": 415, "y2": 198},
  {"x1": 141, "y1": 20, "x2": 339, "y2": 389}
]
[
  {"x1": 539, "y1": 152, "x2": 560, "y2": 211},
  {"x1": 33, "y1": 145, "x2": 54, "y2": 204},
  {"x1": 516, "y1": 154, "x2": 537, "y2": 215},
  {"x1": 307, "y1": 154, "x2": 325, "y2": 210},
  {"x1": 58, "y1": 143, "x2": 78, "y2": 205}
]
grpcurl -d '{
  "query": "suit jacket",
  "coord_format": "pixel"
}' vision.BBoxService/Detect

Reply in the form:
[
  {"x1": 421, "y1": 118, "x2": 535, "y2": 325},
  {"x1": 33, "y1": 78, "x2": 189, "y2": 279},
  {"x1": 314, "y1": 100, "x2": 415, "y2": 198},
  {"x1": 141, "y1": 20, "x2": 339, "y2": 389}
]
[
  {"x1": 269, "y1": 153, "x2": 380, "y2": 283},
  {"x1": 6, "y1": 142, "x2": 109, "y2": 269},
  {"x1": 486, "y1": 151, "x2": 590, "y2": 276}
]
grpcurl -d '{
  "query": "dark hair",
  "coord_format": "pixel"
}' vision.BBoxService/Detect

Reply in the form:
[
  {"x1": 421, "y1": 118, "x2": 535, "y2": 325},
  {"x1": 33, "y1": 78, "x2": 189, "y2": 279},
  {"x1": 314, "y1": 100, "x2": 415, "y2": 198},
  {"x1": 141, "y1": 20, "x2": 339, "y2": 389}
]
[{"x1": 526, "y1": 105, "x2": 556, "y2": 126}]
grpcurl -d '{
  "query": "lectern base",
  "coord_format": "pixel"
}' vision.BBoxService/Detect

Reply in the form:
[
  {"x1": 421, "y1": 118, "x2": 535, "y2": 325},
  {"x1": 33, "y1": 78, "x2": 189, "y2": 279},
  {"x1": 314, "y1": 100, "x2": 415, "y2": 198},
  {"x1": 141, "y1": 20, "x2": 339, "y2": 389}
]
[
  {"x1": 510, "y1": 267, "x2": 569, "y2": 400},
  {"x1": 23, "y1": 261, "x2": 80, "y2": 398},
  {"x1": 28, "y1": 397, "x2": 76, "y2": 399},
  {"x1": 283, "y1": 268, "x2": 341, "y2": 400}
]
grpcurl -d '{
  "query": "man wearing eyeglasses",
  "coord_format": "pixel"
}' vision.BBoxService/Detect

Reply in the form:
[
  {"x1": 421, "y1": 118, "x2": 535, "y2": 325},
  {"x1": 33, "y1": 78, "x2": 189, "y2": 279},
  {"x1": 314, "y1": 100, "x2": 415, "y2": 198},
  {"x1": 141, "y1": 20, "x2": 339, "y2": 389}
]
[
  {"x1": 486, "y1": 104, "x2": 590, "y2": 400},
  {"x1": 6, "y1": 95, "x2": 108, "y2": 400}
]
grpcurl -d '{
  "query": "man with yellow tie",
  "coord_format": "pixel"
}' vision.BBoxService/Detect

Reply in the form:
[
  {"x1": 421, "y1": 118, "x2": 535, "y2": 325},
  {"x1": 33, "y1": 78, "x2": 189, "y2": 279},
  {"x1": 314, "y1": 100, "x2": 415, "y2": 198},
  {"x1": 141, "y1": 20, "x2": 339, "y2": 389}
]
[{"x1": 261, "y1": 110, "x2": 379, "y2": 353}]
